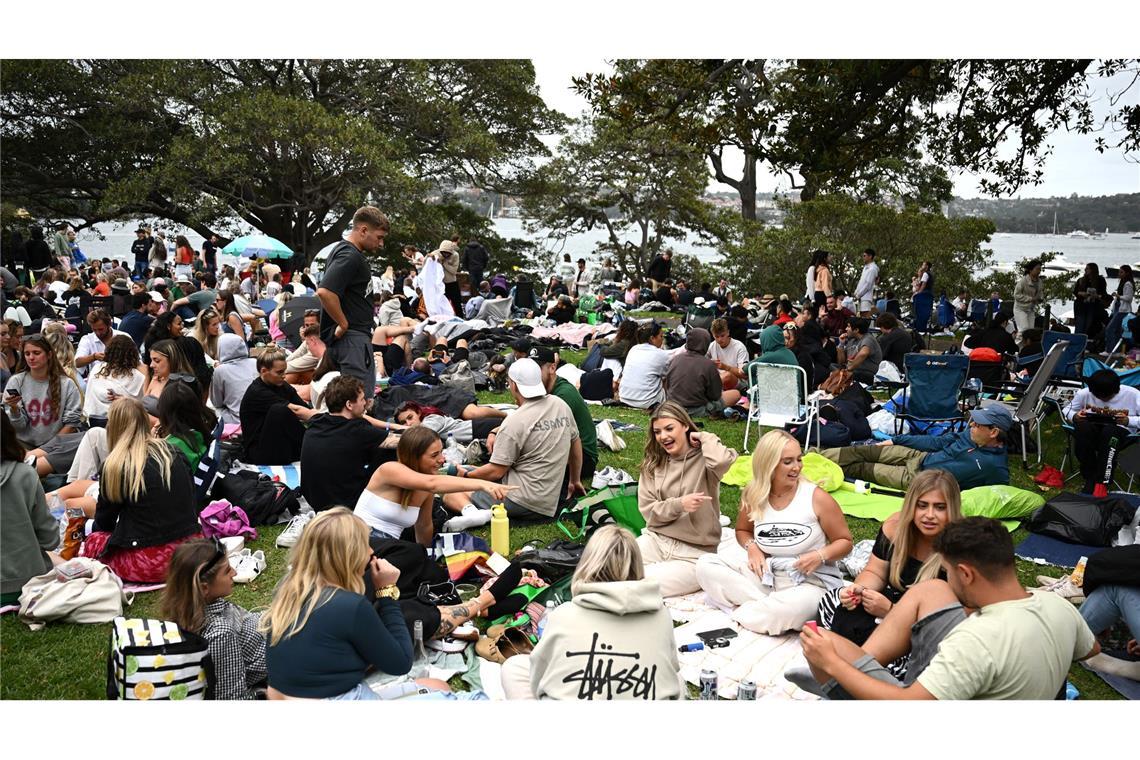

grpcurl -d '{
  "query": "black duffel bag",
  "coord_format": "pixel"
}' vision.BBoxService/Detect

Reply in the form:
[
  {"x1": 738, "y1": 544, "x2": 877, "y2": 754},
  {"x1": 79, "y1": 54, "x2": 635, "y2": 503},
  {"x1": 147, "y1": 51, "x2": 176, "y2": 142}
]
[
  {"x1": 1026, "y1": 493, "x2": 1137, "y2": 547},
  {"x1": 210, "y1": 471, "x2": 301, "y2": 526},
  {"x1": 514, "y1": 539, "x2": 586, "y2": 583}
]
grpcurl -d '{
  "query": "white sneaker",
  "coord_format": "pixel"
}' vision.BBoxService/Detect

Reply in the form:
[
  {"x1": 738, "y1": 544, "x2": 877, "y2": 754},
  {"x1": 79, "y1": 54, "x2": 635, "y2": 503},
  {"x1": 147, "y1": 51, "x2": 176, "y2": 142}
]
[
  {"x1": 591, "y1": 466, "x2": 615, "y2": 490},
  {"x1": 596, "y1": 420, "x2": 617, "y2": 451},
  {"x1": 607, "y1": 468, "x2": 635, "y2": 487},
  {"x1": 233, "y1": 550, "x2": 266, "y2": 584},
  {"x1": 276, "y1": 512, "x2": 312, "y2": 548}
]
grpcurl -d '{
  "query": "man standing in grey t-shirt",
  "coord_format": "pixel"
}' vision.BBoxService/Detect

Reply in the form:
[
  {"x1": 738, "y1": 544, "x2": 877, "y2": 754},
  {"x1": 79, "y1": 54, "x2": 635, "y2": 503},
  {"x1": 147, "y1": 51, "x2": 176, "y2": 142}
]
[{"x1": 465, "y1": 358, "x2": 584, "y2": 520}]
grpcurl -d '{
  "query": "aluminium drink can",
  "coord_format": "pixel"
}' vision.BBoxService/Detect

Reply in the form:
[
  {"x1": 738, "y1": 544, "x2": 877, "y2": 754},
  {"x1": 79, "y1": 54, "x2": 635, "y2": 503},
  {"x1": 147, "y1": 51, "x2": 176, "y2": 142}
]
[
  {"x1": 699, "y1": 669, "x2": 718, "y2": 700},
  {"x1": 737, "y1": 681, "x2": 757, "y2": 700}
]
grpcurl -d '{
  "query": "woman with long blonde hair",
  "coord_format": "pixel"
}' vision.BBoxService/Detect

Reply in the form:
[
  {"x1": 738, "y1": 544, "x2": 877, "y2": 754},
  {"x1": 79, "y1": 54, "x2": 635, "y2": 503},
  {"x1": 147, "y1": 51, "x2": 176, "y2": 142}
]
[
  {"x1": 41, "y1": 321, "x2": 83, "y2": 402},
  {"x1": 695, "y1": 429, "x2": 852, "y2": 635},
  {"x1": 818, "y1": 469, "x2": 961, "y2": 659},
  {"x1": 191, "y1": 307, "x2": 222, "y2": 361},
  {"x1": 499, "y1": 525, "x2": 685, "y2": 701},
  {"x1": 82, "y1": 397, "x2": 201, "y2": 583},
  {"x1": 636, "y1": 401, "x2": 737, "y2": 597},
  {"x1": 261, "y1": 508, "x2": 412, "y2": 700}
]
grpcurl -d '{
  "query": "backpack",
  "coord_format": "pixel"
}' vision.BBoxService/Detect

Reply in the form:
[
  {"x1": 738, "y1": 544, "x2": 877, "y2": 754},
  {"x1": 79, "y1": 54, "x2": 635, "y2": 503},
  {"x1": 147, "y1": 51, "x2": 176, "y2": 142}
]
[
  {"x1": 107, "y1": 617, "x2": 214, "y2": 700},
  {"x1": 580, "y1": 342, "x2": 605, "y2": 372},
  {"x1": 440, "y1": 359, "x2": 476, "y2": 396},
  {"x1": 210, "y1": 471, "x2": 300, "y2": 526}
]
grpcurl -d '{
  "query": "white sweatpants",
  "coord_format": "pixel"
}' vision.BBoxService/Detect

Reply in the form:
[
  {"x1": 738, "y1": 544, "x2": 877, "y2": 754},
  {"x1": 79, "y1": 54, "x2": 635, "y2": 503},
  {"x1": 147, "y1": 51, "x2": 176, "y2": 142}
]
[
  {"x1": 695, "y1": 545, "x2": 826, "y2": 635},
  {"x1": 637, "y1": 530, "x2": 714, "y2": 598},
  {"x1": 67, "y1": 427, "x2": 109, "y2": 483}
]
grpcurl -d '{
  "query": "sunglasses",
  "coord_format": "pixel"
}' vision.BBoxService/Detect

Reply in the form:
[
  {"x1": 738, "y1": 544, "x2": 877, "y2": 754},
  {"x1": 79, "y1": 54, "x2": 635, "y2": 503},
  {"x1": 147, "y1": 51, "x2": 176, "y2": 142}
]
[{"x1": 197, "y1": 538, "x2": 226, "y2": 583}]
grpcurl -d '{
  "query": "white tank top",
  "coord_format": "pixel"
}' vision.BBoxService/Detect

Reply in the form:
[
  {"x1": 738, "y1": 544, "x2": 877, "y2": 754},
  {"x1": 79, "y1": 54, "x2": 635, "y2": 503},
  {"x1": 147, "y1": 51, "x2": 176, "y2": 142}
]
[
  {"x1": 354, "y1": 489, "x2": 418, "y2": 539},
  {"x1": 753, "y1": 480, "x2": 826, "y2": 558}
]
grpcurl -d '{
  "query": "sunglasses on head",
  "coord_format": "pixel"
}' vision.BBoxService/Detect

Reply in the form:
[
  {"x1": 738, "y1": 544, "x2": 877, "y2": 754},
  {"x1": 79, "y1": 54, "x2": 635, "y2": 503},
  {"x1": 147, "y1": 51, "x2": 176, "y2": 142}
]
[{"x1": 197, "y1": 537, "x2": 226, "y2": 583}]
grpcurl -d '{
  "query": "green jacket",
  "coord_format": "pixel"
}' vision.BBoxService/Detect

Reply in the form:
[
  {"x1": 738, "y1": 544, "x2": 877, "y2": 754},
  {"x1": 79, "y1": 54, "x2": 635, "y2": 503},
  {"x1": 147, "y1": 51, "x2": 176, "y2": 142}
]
[{"x1": 552, "y1": 377, "x2": 598, "y2": 466}]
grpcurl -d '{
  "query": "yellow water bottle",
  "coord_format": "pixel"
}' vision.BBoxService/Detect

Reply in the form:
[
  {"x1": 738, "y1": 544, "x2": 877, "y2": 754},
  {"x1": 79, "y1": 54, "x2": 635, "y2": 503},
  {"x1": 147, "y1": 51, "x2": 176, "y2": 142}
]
[{"x1": 491, "y1": 503, "x2": 510, "y2": 557}]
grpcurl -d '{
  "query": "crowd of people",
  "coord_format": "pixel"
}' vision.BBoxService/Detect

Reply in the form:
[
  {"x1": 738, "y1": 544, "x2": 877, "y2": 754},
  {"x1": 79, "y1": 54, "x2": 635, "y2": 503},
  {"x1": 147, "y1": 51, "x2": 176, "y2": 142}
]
[{"x1": 2, "y1": 209, "x2": 1136, "y2": 702}]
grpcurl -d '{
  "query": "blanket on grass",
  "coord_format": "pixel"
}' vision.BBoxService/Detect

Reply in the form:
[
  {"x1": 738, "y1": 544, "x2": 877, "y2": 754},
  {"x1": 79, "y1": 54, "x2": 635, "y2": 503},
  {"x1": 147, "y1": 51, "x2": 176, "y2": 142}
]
[{"x1": 664, "y1": 593, "x2": 818, "y2": 701}]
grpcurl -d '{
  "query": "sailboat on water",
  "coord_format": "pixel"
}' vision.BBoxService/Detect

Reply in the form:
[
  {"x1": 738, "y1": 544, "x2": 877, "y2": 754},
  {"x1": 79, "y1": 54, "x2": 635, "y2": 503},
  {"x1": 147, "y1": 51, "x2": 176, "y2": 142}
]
[{"x1": 1043, "y1": 210, "x2": 1058, "y2": 237}]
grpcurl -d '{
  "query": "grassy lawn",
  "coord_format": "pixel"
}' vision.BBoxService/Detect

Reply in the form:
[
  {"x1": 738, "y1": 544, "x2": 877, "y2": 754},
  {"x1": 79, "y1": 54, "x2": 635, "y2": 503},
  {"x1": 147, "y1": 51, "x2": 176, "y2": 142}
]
[{"x1": 0, "y1": 346, "x2": 1123, "y2": 700}]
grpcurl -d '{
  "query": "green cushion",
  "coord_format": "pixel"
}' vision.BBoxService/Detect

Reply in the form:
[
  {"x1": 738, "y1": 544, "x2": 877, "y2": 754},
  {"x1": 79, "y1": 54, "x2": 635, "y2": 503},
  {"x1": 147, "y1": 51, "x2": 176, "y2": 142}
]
[
  {"x1": 801, "y1": 453, "x2": 845, "y2": 492},
  {"x1": 960, "y1": 485, "x2": 1045, "y2": 520}
]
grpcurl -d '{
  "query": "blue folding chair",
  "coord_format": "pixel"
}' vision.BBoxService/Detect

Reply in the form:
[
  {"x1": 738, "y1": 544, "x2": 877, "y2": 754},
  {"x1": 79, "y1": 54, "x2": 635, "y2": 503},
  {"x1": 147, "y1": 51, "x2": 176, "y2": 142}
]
[
  {"x1": 1039, "y1": 330, "x2": 1087, "y2": 382},
  {"x1": 967, "y1": 299, "x2": 988, "y2": 325},
  {"x1": 895, "y1": 353, "x2": 970, "y2": 435}
]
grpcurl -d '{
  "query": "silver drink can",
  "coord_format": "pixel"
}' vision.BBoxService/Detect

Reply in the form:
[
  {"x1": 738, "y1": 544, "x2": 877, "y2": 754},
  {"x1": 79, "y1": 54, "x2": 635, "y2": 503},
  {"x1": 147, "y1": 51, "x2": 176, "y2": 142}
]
[
  {"x1": 699, "y1": 669, "x2": 718, "y2": 700},
  {"x1": 737, "y1": 681, "x2": 757, "y2": 700}
]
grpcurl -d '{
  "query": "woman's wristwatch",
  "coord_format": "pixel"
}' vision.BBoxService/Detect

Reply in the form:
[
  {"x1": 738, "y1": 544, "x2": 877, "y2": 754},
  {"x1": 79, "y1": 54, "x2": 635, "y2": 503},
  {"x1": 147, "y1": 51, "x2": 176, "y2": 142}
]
[{"x1": 375, "y1": 585, "x2": 400, "y2": 600}]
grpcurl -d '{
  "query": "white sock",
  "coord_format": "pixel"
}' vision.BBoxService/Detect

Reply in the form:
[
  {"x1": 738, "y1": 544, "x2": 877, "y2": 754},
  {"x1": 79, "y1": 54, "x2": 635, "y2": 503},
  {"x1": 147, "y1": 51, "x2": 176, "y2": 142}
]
[{"x1": 443, "y1": 505, "x2": 493, "y2": 532}]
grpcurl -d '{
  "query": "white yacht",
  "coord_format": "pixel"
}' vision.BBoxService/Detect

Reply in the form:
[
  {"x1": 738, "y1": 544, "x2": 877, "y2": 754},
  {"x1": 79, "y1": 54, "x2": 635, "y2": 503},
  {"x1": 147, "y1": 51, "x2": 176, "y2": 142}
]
[{"x1": 1068, "y1": 230, "x2": 1091, "y2": 239}]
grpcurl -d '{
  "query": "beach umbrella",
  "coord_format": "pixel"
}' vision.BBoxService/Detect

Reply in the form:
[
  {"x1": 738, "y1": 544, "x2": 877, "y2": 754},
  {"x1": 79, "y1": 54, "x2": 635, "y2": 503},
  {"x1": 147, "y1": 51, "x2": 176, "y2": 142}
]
[
  {"x1": 276, "y1": 295, "x2": 323, "y2": 346},
  {"x1": 222, "y1": 234, "x2": 294, "y2": 260}
]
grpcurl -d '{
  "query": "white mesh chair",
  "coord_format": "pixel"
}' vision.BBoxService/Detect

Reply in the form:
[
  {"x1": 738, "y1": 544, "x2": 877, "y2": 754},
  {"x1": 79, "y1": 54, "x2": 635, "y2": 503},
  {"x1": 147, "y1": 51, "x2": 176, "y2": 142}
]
[{"x1": 743, "y1": 362, "x2": 819, "y2": 453}]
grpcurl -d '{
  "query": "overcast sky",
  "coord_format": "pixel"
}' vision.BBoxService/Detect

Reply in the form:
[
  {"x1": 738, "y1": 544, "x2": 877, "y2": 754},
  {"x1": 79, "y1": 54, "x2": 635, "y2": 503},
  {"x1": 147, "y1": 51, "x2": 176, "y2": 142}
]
[{"x1": 531, "y1": 59, "x2": 1140, "y2": 200}]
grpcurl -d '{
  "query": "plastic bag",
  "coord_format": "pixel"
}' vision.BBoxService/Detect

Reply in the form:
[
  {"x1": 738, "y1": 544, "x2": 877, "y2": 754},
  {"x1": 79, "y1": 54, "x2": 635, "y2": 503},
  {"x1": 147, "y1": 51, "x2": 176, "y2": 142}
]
[{"x1": 1026, "y1": 493, "x2": 1137, "y2": 547}]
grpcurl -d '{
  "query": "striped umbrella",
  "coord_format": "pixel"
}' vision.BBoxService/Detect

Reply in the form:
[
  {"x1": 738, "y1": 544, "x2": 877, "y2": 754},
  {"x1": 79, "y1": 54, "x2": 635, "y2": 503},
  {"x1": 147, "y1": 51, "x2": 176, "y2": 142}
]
[{"x1": 221, "y1": 234, "x2": 294, "y2": 260}]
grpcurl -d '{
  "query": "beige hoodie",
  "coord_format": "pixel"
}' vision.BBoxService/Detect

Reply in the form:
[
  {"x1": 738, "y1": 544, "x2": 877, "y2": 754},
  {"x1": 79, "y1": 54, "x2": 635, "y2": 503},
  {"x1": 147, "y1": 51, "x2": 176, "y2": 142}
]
[
  {"x1": 528, "y1": 579, "x2": 684, "y2": 700},
  {"x1": 638, "y1": 432, "x2": 737, "y2": 551}
]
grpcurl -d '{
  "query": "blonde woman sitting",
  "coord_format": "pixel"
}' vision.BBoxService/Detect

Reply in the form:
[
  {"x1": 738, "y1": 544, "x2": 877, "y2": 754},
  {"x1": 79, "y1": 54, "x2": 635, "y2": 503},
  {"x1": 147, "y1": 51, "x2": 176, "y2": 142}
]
[
  {"x1": 695, "y1": 429, "x2": 852, "y2": 635},
  {"x1": 818, "y1": 469, "x2": 961, "y2": 666},
  {"x1": 500, "y1": 525, "x2": 685, "y2": 700},
  {"x1": 637, "y1": 402, "x2": 737, "y2": 597}
]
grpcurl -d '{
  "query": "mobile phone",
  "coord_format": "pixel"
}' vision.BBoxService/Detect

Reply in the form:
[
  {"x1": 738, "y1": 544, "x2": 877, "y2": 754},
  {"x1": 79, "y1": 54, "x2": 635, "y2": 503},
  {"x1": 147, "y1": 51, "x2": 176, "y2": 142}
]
[
  {"x1": 6, "y1": 389, "x2": 19, "y2": 397},
  {"x1": 696, "y1": 627, "x2": 738, "y2": 647}
]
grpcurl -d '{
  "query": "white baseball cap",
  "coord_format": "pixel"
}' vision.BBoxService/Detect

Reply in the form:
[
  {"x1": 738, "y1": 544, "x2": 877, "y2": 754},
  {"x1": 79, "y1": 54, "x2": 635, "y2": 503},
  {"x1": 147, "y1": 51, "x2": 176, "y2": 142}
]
[{"x1": 507, "y1": 358, "x2": 547, "y2": 399}]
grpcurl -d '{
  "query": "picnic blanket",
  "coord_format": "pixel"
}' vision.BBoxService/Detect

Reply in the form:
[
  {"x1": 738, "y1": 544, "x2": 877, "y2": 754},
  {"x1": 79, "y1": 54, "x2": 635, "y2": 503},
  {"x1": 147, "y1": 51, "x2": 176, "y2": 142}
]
[
  {"x1": 664, "y1": 593, "x2": 818, "y2": 700},
  {"x1": 232, "y1": 461, "x2": 302, "y2": 490},
  {"x1": 1014, "y1": 533, "x2": 1105, "y2": 569},
  {"x1": 1080, "y1": 653, "x2": 1140, "y2": 700},
  {"x1": 529, "y1": 322, "x2": 616, "y2": 348}
]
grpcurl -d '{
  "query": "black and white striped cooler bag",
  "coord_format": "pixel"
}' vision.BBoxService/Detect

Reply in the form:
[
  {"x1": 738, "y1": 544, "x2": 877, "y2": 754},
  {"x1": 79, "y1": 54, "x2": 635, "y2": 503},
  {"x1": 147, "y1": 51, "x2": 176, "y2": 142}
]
[{"x1": 107, "y1": 617, "x2": 214, "y2": 700}]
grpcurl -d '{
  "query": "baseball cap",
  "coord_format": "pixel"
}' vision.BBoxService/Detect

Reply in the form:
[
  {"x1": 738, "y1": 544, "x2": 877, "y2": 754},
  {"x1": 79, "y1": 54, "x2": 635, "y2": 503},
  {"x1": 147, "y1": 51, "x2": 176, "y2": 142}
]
[
  {"x1": 970, "y1": 405, "x2": 1013, "y2": 433},
  {"x1": 507, "y1": 358, "x2": 547, "y2": 398},
  {"x1": 148, "y1": 291, "x2": 164, "y2": 303},
  {"x1": 529, "y1": 346, "x2": 556, "y2": 366}
]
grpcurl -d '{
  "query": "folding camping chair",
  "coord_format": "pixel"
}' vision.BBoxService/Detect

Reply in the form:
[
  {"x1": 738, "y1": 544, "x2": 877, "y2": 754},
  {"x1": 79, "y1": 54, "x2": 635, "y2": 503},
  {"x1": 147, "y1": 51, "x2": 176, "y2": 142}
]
[
  {"x1": 512, "y1": 280, "x2": 538, "y2": 313},
  {"x1": 1037, "y1": 330, "x2": 1087, "y2": 385},
  {"x1": 966, "y1": 299, "x2": 989, "y2": 326},
  {"x1": 894, "y1": 353, "x2": 970, "y2": 435},
  {"x1": 743, "y1": 362, "x2": 819, "y2": 453},
  {"x1": 978, "y1": 339, "x2": 1068, "y2": 466}
]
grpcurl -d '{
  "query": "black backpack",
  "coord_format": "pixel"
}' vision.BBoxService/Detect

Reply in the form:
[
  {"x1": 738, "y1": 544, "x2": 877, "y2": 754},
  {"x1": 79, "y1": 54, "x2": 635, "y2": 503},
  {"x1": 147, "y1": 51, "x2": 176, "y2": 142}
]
[
  {"x1": 210, "y1": 471, "x2": 300, "y2": 526},
  {"x1": 514, "y1": 539, "x2": 587, "y2": 583}
]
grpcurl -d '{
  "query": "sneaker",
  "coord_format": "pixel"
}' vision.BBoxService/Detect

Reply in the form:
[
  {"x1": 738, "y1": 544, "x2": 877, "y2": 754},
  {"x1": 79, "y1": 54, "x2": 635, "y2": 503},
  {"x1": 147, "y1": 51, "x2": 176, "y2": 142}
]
[
  {"x1": 1038, "y1": 576, "x2": 1085, "y2": 604},
  {"x1": 426, "y1": 636, "x2": 470, "y2": 653},
  {"x1": 1036, "y1": 574, "x2": 1067, "y2": 587},
  {"x1": 232, "y1": 550, "x2": 266, "y2": 584},
  {"x1": 607, "y1": 468, "x2": 635, "y2": 487},
  {"x1": 276, "y1": 512, "x2": 312, "y2": 548},
  {"x1": 591, "y1": 466, "x2": 615, "y2": 490},
  {"x1": 595, "y1": 420, "x2": 625, "y2": 452}
]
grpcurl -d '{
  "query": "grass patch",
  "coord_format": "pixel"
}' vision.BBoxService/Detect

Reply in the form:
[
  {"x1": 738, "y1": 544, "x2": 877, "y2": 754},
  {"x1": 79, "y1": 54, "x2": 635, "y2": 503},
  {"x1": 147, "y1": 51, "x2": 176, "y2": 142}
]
[{"x1": 0, "y1": 387, "x2": 1122, "y2": 700}]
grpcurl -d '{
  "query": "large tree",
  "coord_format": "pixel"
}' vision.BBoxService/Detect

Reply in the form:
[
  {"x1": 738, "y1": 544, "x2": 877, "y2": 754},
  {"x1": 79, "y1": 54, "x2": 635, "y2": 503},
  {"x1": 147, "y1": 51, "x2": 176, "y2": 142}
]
[
  {"x1": 520, "y1": 116, "x2": 721, "y2": 280},
  {"x1": 575, "y1": 59, "x2": 1139, "y2": 220},
  {"x1": 1, "y1": 59, "x2": 565, "y2": 262}
]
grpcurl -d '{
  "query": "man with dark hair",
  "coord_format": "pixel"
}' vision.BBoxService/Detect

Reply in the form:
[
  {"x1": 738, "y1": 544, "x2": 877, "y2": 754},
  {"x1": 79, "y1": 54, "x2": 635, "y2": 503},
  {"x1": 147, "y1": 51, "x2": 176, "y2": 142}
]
[
  {"x1": 854, "y1": 248, "x2": 879, "y2": 317},
  {"x1": 835, "y1": 316, "x2": 881, "y2": 386},
  {"x1": 75, "y1": 309, "x2": 128, "y2": 376},
  {"x1": 646, "y1": 249, "x2": 673, "y2": 292},
  {"x1": 821, "y1": 406, "x2": 1013, "y2": 490},
  {"x1": 666, "y1": 327, "x2": 737, "y2": 417},
  {"x1": 117, "y1": 293, "x2": 154, "y2": 347},
  {"x1": 300, "y1": 374, "x2": 399, "y2": 512},
  {"x1": 201, "y1": 234, "x2": 219, "y2": 273},
  {"x1": 317, "y1": 206, "x2": 390, "y2": 400},
  {"x1": 239, "y1": 348, "x2": 317, "y2": 465},
  {"x1": 284, "y1": 312, "x2": 323, "y2": 384},
  {"x1": 130, "y1": 227, "x2": 150, "y2": 279},
  {"x1": 964, "y1": 310, "x2": 1018, "y2": 355},
  {"x1": 821, "y1": 293, "x2": 853, "y2": 338},
  {"x1": 1063, "y1": 368, "x2": 1140, "y2": 494},
  {"x1": 793, "y1": 516, "x2": 1098, "y2": 700},
  {"x1": 460, "y1": 238, "x2": 490, "y2": 299},
  {"x1": 874, "y1": 312, "x2": 913, "y2": 370}
]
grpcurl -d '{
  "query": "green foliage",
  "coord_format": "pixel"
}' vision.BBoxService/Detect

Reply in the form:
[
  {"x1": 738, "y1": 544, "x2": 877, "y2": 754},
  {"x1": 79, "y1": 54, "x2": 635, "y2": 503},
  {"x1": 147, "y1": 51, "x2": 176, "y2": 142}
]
[
  {"x1": 714, "y1": 195, "x2": 996, "y2": 301},
  {"x1": 520, "y1": 117, "x2": 717, "y2": 280},
  {"x1": 1, "y1": 59, "x2": 566, "y2": 263},
  {"x1": 949, "y1": 193, "x2": 1140, "y2": 234}
]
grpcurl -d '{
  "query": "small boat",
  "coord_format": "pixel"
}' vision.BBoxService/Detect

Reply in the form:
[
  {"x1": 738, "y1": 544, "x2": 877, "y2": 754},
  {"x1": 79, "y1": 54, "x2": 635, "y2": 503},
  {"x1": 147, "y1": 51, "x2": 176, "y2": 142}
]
[
  {"x1": 1068, "y1": 230, "x2": 1091, "y2": 239},
  {"x1": 1132, "y1": 232, "x2": 1140, "y2": 240},
  {"x1": 1092, "y1": 227, "x2": 1109, "y2": 240},
  {"x1": 1040, "y1": 255, "x2": 1084, "y2": 276}
]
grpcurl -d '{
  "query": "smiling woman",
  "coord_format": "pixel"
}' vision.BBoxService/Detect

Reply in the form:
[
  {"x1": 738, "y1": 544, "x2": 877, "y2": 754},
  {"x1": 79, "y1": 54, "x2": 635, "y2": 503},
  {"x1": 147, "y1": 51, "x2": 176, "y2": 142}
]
[
  {"x1": 635, "y1": 402, "x2": 738, "y2": 597},
  {"x1": 695, "y1": 429, "x2": 853, "y2": 636}
]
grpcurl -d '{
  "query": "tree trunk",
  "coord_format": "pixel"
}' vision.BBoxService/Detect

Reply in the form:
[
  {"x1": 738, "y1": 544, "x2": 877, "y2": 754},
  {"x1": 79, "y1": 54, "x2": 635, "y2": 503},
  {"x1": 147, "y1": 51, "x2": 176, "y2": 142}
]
[
  {"x1": 740, "y1": 154, "x2": 757, "y2": 221},
  {"x1": 800, "y1": 170, "x2": 820, "y2": 203}
]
